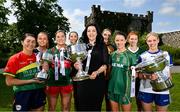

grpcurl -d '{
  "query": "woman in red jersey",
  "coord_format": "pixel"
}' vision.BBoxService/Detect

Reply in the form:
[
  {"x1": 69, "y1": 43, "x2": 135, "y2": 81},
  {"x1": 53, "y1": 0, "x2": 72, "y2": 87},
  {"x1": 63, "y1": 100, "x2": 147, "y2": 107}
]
[{"x1": 4, "y1": 33, "x2": 48, "y2": 111}]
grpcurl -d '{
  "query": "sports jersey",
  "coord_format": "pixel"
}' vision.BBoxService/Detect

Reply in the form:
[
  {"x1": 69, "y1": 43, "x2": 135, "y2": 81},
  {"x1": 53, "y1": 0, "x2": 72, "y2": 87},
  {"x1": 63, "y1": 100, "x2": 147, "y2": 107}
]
[
  {"x1": 127, "y1": 47, "x2": 144, "y2": 65},
  {"x1": 108, "y1": 50, "x2": 135, "y2": 103},
  {"x1": 138, "y1": 50, "x2": 173, "y2": 94},
  {"x1": 3, "y1": 51, "x2": 44, "y2": 93},
  {"x1": 47, "y1": 46, "x2": 72, "y2": 86}
]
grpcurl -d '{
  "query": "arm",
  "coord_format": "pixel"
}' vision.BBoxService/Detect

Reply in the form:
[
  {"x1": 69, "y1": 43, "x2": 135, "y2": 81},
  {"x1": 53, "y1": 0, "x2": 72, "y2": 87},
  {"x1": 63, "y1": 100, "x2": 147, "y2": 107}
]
[
  {"x1": 6, "y1": 75, "x2": 43, "y2": 86},
  {"x1": 90, "y1": 65, "x2": 107, "y2": 79},
  {"x1": 90, "y1": 44, "x2": 109, "y2": 79}
]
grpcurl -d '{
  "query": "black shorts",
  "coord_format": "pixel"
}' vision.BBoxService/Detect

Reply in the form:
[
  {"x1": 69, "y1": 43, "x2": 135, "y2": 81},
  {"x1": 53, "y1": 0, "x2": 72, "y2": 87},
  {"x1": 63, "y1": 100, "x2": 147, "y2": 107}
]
[{"x1": 13, "y1": 88, "x2": 46, "y2": 111}]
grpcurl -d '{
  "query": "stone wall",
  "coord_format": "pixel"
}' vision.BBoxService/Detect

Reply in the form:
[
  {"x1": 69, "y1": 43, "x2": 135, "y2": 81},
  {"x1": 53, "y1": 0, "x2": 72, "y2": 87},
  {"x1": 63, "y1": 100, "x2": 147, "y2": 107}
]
[{"x1": 160, "y1": 31, "x2": 180, "y2": 48}]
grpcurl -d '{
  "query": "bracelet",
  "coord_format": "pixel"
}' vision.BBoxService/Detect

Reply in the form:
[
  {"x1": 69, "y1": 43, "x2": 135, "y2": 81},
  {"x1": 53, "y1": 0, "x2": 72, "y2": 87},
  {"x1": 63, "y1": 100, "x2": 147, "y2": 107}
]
[{"x1": 96, "y1": 71, "x2": 100, "y2": 76}]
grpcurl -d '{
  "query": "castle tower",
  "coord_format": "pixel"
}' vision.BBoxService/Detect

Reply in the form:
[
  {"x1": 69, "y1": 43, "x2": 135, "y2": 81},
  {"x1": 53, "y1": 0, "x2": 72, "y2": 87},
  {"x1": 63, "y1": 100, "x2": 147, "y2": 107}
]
[{"x1": 85, "y1": 5, "x2": 153, "y2": 35}]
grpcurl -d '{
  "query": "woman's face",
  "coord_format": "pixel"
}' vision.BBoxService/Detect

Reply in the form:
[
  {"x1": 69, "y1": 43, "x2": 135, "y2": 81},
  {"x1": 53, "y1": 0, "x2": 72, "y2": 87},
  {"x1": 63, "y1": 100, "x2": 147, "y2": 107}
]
[
  {"x1": 22, "y1": 36, "x2": 36, "y2": 52},
  {"x1": 146, "y1": 35, "x2": 159, "y2": 50},
  {"x1": 69, "y1": 32, "x2": 78, "y2": 44},
  {"x1": 55, "y1": 32, "x2": 66, "y2": 46},
  {"x1": 102, "y1": 30, "x2": 111, "y2": 44},
  {"x1": 37, "y1": 33, "x2": 48, "y2": 47},
  {"x1": 128, "y1": 34, "x2": 138, "y2": 46},
  {"x1": 115, "y1": 34, "x2": 126, "y2": 50},
  {"x1": 87, "y1": 26, "x2": 97, "y2": 42}
]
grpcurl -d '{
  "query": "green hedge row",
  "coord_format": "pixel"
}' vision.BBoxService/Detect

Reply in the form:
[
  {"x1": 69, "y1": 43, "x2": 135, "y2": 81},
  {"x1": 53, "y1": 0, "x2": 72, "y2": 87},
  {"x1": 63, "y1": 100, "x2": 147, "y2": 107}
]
[{"x1": 159, "y1": 45, "x2": 180, "y2": 65}]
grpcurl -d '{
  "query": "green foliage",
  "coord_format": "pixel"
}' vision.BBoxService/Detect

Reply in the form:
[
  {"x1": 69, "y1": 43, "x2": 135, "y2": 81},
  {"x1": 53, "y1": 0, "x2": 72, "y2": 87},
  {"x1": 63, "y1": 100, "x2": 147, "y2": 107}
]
[
  {"x1": 138, "y1": 32, "x2": 148, "y2": 51},
  {"x1": 159, "y1": 45, "x2": 180, "y2": 65},
  {"x1": 0, "y1": 0, "x2": 70, "y2": 67},
  {"x1": 11, "y1": 0, "x2": 70, "y2": 47},
  {"x1": 0, "y1": 0, "x2": 10, "y2": 32},
  {"x1": 0, "y1": 23, "x2": 21, "y2": 67}
]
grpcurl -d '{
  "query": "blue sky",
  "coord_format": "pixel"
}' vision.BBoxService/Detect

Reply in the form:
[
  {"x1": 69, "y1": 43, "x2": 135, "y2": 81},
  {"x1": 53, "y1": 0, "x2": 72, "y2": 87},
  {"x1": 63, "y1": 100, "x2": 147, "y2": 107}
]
[
  {"x1": 58, "y1": 0, "x2": 180, "y2": 35},
  {"x1": 6, "y1": 0, "x2": 180, "y2": 36}
]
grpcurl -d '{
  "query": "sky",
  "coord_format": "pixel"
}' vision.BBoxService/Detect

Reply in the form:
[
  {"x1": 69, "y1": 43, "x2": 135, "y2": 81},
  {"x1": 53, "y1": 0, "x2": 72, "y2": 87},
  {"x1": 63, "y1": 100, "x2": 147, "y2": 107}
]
[{"x1": 6, "y1": 0, "x2": 180, "y2": 36}]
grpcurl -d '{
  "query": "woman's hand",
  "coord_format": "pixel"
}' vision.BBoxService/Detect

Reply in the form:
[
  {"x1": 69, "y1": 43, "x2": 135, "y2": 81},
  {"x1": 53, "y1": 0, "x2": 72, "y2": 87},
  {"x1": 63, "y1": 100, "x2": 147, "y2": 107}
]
[
  {"x1": 42, "y1": 61, "x2": 49, "y2": 72},
  {"x1": 74, "y1": 61, "x2": 81, "y2": 70},
  {"x1": 31, "y1": 78, "x2": 45, "y2": 83},
  {"x1": 89, "y1": 71, "x2": 99, "y2": 80},
  {"x1": 149, "y1": 73, "x2": 158, "y2": 80},
  {"x1": 138, "y1": 73, "x2": 145, "y2": 79}
]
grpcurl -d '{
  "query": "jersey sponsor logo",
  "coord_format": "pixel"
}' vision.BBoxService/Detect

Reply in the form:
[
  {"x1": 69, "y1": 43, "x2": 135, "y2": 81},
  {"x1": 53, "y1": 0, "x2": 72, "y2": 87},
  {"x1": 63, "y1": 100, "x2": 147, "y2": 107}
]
[
  {"x1": 163, "y1": 99, "x2": 169, "y2": 103},
  {"x1": 19, "y1": 61, "x2": 26, "y2": 65},
  {"x1": 16, "y1": 105, "x2": 22, "y2": 111},
  {"x1": 112, "y1": 63, "x2": 124, "y2": 68}
]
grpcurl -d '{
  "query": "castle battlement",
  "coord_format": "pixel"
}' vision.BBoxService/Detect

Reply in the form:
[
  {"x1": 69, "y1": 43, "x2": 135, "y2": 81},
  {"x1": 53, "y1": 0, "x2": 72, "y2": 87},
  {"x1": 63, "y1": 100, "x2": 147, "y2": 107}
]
[{"x1": 85, "y1": 5, "x2": 153, "y2": 34}]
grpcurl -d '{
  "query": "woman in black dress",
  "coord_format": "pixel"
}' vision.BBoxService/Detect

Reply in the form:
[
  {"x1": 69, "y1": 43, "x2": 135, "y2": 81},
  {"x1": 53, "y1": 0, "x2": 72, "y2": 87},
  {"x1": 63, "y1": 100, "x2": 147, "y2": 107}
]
[{"x1": 73, "y1": 23, "x2": 109, "y2": 111}]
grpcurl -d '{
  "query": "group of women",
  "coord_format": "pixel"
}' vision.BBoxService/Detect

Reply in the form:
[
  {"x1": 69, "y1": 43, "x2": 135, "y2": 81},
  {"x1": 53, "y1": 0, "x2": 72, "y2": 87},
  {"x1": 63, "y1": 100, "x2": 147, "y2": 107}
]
[{"x1": 3, "y1": 23, "x2": 172, "y2": 111}]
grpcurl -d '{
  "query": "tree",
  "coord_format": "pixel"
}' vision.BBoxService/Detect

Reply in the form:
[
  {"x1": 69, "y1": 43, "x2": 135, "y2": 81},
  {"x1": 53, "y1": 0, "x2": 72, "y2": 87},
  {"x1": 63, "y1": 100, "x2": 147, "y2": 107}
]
[
  {"x1": 0, "y1": 0, "x2": 10, "y2": 32},
  {"x1": 11, "y1": 0, "x2": 70, "y2": 47}
]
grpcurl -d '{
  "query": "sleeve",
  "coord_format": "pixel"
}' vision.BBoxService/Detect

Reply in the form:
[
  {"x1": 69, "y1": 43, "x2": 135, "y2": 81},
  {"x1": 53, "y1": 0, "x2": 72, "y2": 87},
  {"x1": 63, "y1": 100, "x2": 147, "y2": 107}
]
[
  {"x1": 137, "y1": 56, "x2": 142, "y2": 64},
  {"x1": 162, "y1": 51, "x2": 172, "y2": 77},
  {"x1": 3, "y1": 56, "x2": 18, "y2": 77},
  {"x1": 102, "y1": 43, "x2": 109, "y2": 65},
  {"x1": 168, "y1": 53, "x2": 173, "y2": 67}
]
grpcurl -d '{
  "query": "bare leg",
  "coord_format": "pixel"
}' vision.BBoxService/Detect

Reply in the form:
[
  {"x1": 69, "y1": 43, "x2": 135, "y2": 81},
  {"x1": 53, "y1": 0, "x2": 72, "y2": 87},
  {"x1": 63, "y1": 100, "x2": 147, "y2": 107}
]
[
  {"x1": 60, "y1": 92, "x2": 72, "y2": 112},
  {"x1": 47, "y1": 94, "x2": 59, "y2": 111},
  {"x1": 141, "y1": 101, "x2": 153, "y2": 111},
  {"x1": 110, "y1": 100, "x2": 119, "y2": 112},
  {"x1": 156, "y1": 105, "x2": 168, "y2": 112},
  {"x1": 121, "y1": 103, "x2": 131, "y2": 112},
  {"x1": 31, "y1": 105, "x2": 44, "y2": 112}
]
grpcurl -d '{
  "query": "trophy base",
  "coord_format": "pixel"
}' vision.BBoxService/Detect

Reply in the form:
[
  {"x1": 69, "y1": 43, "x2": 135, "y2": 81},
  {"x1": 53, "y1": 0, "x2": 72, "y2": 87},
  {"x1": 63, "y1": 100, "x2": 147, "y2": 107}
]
[
  {"x1": 35, "y1": 77, "x2": 48, "y2": 81},
  {"x1": 151, "y1": 78, "x2": 174, "y2": 92},
  {"x1": 72, "y1": 75, "x2": 90, "y2": 81}
]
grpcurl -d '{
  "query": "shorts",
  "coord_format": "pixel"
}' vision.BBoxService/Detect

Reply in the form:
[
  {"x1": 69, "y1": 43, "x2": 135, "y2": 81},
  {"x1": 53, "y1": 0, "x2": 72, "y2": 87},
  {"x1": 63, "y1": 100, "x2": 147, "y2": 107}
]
[
  {"x1": 46, "y1": 85, "x2": 73, "y2": 96},
  {"x1": 138, "y1": 92, "x2": 170, "y2": 106},
  {"x1": 13, "y1": 88, "x2": 46, "y2": 111},
  {"x1": 108, "y1": 92, "x2": 131, "y2": 105}
]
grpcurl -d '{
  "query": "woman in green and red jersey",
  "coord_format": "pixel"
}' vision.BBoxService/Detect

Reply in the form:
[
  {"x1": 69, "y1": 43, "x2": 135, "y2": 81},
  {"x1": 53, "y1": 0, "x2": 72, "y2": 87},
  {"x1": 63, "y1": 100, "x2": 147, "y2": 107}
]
[
  {"x1": 3, "y1": 33, "x2": 47, "y2": 111},
  {"x1": 46, "y1": 30, "x2": 73, "y2": 111}
]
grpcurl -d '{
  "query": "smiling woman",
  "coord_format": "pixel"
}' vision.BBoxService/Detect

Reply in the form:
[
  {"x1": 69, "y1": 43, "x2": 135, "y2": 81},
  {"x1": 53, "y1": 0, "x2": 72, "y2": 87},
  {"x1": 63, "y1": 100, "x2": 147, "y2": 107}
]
[{"x1": 3, "y1": 33, "x2": 47, "y2": 111}]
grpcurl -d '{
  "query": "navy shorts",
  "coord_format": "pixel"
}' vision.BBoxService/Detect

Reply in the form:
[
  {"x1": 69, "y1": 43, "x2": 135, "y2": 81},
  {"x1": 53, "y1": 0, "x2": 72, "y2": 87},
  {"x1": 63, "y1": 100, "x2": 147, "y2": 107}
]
[
  {"x1": 13, "y1": 88, "x2": 46, "y2": 111},
  {"x1": 138, "y1": 91, "x2": 170, "y2": 106}
]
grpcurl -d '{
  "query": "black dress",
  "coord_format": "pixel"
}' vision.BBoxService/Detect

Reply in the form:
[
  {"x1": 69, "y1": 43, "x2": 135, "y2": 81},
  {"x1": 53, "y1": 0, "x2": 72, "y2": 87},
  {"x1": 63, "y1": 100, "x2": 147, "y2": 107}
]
[{"x1": 73, "y1": 43, "x2": 109, "y2": 111}]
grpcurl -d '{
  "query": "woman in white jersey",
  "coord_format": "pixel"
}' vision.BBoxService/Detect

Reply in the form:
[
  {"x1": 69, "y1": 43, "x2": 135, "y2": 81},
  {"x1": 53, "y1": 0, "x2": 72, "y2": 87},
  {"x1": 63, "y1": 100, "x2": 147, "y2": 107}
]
[{"x1": 138, "y1": 32, "x2": 172, "y2": 111}]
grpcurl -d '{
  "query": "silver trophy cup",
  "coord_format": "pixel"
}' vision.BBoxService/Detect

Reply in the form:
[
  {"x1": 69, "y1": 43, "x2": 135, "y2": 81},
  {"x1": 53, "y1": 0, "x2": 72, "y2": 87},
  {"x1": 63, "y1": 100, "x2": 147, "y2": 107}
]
[
  {"x1": 68, "y1": 43, "x2": 90, "y2": 81},
  {"x1": 36, "y1": 52, "x2": 53, "y2": 81},
  {"x1": 135, "y1": 53, "x2": 174, "y2": 92}
]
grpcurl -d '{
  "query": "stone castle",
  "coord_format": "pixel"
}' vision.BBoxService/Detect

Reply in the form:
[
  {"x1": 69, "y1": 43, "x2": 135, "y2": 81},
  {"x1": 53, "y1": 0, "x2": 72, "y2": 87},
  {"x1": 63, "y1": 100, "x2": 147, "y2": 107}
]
[{"x1": 84, "y1": 5, "x2": 153, "y2": 35}]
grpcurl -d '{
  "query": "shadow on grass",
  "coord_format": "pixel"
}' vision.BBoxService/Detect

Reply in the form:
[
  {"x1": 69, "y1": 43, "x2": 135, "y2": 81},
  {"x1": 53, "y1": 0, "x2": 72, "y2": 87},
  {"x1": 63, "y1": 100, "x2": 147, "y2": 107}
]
[{"x1": 0, "y1": 70, "x2": 13, "y2": 111}]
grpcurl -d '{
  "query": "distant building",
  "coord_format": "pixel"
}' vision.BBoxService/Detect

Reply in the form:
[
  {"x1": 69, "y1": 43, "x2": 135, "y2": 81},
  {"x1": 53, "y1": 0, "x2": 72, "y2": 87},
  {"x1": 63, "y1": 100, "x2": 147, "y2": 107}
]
[{"x1": 84, "y1": 5, "x2": 153, "y2": 35}]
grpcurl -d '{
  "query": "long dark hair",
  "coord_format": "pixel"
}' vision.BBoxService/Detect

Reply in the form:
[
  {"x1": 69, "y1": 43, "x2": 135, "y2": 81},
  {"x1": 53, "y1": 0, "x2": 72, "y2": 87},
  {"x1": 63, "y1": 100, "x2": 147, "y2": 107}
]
[{"x1": 81, "y1": 23, "x2": 104, "y2": 45}]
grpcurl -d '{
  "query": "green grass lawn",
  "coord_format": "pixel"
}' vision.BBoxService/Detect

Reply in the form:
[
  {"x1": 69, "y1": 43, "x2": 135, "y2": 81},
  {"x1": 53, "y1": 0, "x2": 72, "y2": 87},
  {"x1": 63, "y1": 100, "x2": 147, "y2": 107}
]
[{"x1": 0, "y1": 71, "x2": 180, "y2": 111}]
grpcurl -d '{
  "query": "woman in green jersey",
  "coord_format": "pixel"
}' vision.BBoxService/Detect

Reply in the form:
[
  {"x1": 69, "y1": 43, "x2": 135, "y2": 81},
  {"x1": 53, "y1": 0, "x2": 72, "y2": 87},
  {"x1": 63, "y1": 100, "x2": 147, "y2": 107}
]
[
  {"x1": 127, "y1": 31, "x2": 144, "y2": 111},
  {"x1": 108, "y1": 31, "x2": 134, "y2": 111}
]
